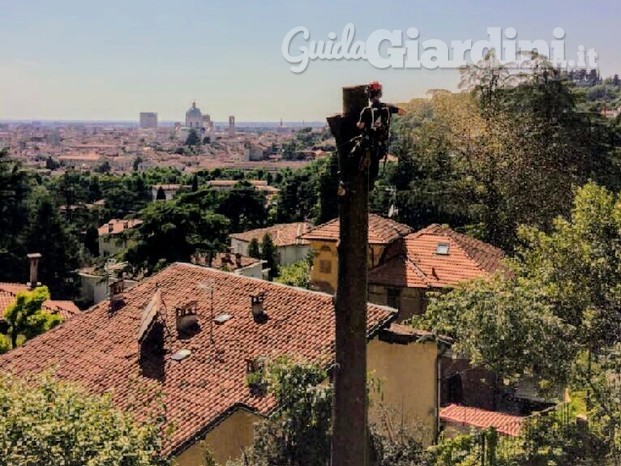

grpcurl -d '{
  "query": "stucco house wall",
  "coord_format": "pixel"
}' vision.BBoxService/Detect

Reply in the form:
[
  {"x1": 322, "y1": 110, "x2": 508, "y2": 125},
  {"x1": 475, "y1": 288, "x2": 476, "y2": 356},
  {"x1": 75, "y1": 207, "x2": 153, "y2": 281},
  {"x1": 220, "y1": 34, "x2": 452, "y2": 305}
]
[
  {"x1": 235, "y1": 262, "x2": 264, "y2": 280},
  {"x1": 368, "y1": 285, "x2": 426, "y2": 322},
  {"x1": 309, "y1": 240, "x2": 387, "y2": 295},
  {"x1": 175, "y1": 409, "x2": 259, "y2": 466},
  {"x1": 367, "y1": 337, "x2": 439, "y2": 445},
  {"x1": 230, "y1": 239, "x2": 309, "y2": 267},
  {"x1": 174, "y1": 336, "x2": 440, "y2": 465}
]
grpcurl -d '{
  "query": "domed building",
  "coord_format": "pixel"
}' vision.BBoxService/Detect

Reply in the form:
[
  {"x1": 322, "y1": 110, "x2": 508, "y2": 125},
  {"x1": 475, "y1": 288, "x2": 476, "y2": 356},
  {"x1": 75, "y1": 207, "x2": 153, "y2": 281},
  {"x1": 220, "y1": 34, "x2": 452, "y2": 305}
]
[{"x1": 185, "y1": 101, "x2": 203, "y2": 129}]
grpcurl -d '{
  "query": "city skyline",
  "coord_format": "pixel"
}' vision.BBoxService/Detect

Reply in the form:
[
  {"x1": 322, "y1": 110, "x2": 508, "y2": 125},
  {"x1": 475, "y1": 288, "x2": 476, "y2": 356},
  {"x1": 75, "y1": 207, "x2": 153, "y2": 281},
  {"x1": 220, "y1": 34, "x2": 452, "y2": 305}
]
[{"x1": 1, "y1": 0, "x2": 619, "y2": 121}]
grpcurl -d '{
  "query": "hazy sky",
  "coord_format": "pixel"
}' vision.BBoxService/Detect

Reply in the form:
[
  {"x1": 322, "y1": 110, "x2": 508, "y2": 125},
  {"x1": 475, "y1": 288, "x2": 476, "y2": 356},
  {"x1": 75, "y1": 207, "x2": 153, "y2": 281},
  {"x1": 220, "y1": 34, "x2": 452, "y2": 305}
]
[{"x1": 0, "y1": 0, "x2": 619, "y2": 122}]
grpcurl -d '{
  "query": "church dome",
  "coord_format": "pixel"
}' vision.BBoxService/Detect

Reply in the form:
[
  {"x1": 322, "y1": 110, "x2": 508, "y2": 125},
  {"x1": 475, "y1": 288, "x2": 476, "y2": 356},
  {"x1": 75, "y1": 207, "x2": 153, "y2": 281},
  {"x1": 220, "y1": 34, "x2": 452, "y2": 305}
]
[{"x1": 186, "y1": 101, "x2": 202, "y2": 117}]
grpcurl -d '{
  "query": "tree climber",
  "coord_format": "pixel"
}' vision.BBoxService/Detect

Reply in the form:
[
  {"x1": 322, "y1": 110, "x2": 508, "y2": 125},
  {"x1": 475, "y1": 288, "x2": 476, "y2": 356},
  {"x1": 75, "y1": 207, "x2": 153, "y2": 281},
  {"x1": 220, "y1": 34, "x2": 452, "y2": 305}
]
[{"x1": 355, "y1": 81, "x2": 406, "y2": 186}]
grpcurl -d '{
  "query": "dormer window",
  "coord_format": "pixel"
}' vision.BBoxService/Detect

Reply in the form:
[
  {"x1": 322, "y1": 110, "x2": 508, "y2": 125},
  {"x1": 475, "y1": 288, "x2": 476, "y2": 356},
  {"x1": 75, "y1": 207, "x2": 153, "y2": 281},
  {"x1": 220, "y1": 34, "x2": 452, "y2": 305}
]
[{"x1": 436, "y1": 243, "x2": 450, "y2": 255}]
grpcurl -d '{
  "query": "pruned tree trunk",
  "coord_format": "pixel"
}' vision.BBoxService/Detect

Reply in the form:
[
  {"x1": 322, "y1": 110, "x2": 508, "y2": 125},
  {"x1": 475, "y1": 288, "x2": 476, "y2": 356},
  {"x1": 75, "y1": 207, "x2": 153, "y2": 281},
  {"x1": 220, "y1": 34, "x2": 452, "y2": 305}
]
[{"x1": 328, "y1": 85, "x2": 369, "y2": 466}]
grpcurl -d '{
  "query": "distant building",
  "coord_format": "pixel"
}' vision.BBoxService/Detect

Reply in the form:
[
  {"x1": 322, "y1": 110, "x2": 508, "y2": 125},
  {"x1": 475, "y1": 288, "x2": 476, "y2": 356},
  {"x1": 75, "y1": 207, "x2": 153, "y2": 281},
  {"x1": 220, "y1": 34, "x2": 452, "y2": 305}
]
[
  {"x1": 367, "y1": 224, "x2": 505, "y2": 320},
  {"x1": 186, "y1": 102, "x2": 204, "y2": 129},
  {"x1": 97, "y1": 219, "x2": 143, "y2": 257},
  {"x1": 58, "y1": 152, "x2": 102, "y2": 169},
  {"x1": 601, "y1": 106, "x2": 621, "y2": 119},
  {"x1": 191, "y1": 252, "x2": 265, "y2": 280},
  {"x1": 230, "y1": 222, "x2": 312, "y2": 266},
  {"x1": 299, "y1": 214, "x2": 413, "y2": 294},
  {"x1": 228, "y1": 115, "x2": 235, "y2": 136},
  {"x1": 139, "y1": 112, "x2": 158, "y2": 129},
  {"x1": 205, "y1": 179, "x2": 279, "y2": 203},
  {"x1": 77, "y1": 262, "x2": 139, "y2": 306},
  {"x1": 152, "y1": 184, "x2": 186, "y2": 201}
]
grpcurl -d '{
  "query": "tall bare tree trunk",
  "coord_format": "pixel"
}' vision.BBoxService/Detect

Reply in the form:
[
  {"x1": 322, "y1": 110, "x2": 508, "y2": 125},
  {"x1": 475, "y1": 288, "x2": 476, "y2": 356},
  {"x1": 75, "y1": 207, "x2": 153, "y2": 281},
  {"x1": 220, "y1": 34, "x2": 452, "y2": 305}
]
[{"x1": 328, "y1": 85, "x2": 369, "y2": 466}]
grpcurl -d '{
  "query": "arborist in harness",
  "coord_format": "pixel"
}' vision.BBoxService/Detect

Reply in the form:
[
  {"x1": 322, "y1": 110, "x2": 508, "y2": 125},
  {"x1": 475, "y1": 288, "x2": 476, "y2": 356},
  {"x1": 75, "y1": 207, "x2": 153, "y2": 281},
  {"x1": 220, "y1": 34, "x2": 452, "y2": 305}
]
[{"x1": 355, "y1": 81, "x2": 406, "y2": 186}]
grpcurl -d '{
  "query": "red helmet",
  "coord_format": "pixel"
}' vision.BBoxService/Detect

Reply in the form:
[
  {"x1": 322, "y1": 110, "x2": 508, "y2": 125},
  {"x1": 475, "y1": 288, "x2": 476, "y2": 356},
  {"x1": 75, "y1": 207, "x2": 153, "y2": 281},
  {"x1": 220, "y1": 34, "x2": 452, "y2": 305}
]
[{"x1": 366, "y1": 81, "x2": 383, "y2": 98}]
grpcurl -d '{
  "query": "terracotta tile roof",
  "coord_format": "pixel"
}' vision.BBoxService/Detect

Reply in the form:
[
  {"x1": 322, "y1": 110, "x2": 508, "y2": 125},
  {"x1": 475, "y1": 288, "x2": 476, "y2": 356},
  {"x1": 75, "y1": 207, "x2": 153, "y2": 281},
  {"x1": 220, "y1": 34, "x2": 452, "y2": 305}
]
[
  {"x1": 0, "y1": 283, "x2": 80, "y2": 320},
  {"x1": 440, "y1": 404, "x2": 524, "y2": 436},
  {"x1": 230, "y1": 222, "x2": 312, "y2": 247},
  {"x1": 58, "y1": 152, "x2": 102, "y2": 162},
  {"x1": 192, "y1": 252, "x2": 262, "y2": 271},
  {"x1": 0, "y1": 263, "x2": 395, "y2": 456},
  {"x1": 97, "y1": 218, "x2": 143, "y2": 236},
  {"x1": 44, "y1": 300, "x2": 81, "y2": 317},
  {"x1": 369, "y1": 224, "x2": 505, "y2": 288},
  {"x1": 299, "y1": 214, "x2": 413, "y2": 245}
]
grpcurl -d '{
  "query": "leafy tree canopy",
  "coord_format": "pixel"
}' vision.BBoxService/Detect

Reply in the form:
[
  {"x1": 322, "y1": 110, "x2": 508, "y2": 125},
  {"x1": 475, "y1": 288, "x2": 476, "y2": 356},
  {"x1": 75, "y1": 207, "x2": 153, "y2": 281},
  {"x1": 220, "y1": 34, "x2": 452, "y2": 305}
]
[
  {"x1": 2, "y1": 286, "x2": 61, "y2": 351},
  {"x1": 0, "y1": 373, "x2": 169, "y2": 466}
]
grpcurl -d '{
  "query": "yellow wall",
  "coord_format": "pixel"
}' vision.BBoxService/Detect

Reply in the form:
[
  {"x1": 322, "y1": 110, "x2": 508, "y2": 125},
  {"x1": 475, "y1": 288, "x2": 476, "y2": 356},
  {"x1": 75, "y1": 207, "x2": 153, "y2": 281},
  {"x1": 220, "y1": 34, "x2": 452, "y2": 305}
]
[
  {"x1": 309, "y1": 240, "x2": 386, "y2": 294},
  {"x1": 309, "y1": 240, "x2": 338, "y2": 293},
  {"x1": 176, "y1": 339, "x2": 439, "y2": 465},
  {"x1": 367, "y1": 337, "x2": 438, "y2": 445},
  {"x1": 175, "y1": 409, "x2": 259, "y2": 466},
  {"x1": 368, "y1": 285, "x2": 426, "y2": 322}
]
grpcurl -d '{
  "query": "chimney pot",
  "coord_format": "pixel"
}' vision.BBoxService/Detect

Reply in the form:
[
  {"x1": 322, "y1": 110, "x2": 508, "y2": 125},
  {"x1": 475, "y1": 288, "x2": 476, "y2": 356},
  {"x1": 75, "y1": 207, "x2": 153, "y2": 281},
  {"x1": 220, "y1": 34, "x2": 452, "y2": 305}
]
[
  {"x1": 175, "y1": 302, "x2": 199, "y2": 333},
  {"x1": 250, "y1": 292, "x2": 266, "y2": 318},
  {"x1": 109, "y1": 279, "x2": 125, "y2": 310}
]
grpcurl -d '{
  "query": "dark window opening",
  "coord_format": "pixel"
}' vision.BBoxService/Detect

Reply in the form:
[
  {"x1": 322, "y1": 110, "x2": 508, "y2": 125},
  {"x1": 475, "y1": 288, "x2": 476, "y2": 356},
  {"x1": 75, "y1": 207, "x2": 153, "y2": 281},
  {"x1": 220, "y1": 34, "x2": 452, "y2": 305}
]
[
  {"x1": 447, "y1": 374, "x2": 464, "y2": 404},
  {"x1": 387, "y1": 288, "x2": 401, "y2": 309}
]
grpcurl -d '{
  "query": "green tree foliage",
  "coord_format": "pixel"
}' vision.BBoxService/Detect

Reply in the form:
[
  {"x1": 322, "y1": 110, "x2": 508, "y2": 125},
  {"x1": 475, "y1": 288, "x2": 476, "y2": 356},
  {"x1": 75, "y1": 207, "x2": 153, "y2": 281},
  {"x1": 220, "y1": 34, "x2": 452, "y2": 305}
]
[
  {"x1": 422, "y1": 183, "x2": 621, "y2": 373},
  {"x1": 260, "y1": 233, "x2": 279, "y2": 280},
  {"x1": 514, "y1": 182, "x2": 621, "y2": 354},
  {"x1": 22, "y1": 188, "x2": 80, "y2": 298},
  {"x1": 280, "y1": 128, "x2": 330, "y2": 161},
  {"x1": 389, "y1": 57, "x2": 620, "y2": 251},
  {"x1": 0, "y1": 149, "x2": 32, "y2": 281},
  {"x1": 584, "y1": 344, "x2": 621, "y2": 462},
  {"x1": 45, "y1": 156, "x2": 59, "y2": 170},
  {"x1": 94, "y1": 160, "x2": 111, "y2": 174},
  {"x1": 185, "y1": 129, "x2": 201, "y2": 147},
  {"x1": 274, "y1": 156, "x2": 337, "y2": 224},
  {"x1": 125, "y1": 200, "x2": 229, "y2": 275},
  {"x1": 133, "y1": 156, "x2": 144, "y2": 171},
  {"x1": 316, "y1": 152, "x2": 339, "y2": 224},
  {"x1": 0, "y1": 373, "x2": 169, "y2": 466},
  {"x1": 418, "y1": 183, "x2": 621, "y2": 460},
  {"x1": 156, "y1": 186, "x2": 166, "y2": 200},
  {"x1": 228, "y1": 360, "x2": 429, "y2": 466},
  {"x1": 214, "y1": 182, "x2": 267, "y2": 233},
  {"x1": 428, "y1": 409, "x2": 611, "y2": 466},
  {"x1": 274, "y1": 260, "x2": 310, "y2": 289},
  {"x1": 419, "y1": 276, "x2": 574, "y2": 385},
  {"x1": 247, "y1": 238, "x2": 260, "y2": 259},
  {"x1": 2, "y1": 286, "x2": 61, "y2": 350},
  {"x1": 228, "y1": 359, "x2": 333, "y2": 466}
]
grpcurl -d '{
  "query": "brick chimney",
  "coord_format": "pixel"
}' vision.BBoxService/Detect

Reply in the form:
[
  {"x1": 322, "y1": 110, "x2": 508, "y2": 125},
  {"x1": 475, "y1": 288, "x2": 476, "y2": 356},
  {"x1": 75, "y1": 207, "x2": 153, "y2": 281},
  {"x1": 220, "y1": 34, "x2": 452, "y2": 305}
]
[
  {"x1": 107, "y1": 222, "x2": 114, "y2": 234},
  {"x1": 27, "y1": 253, "x2": 42, "y2": 289}
]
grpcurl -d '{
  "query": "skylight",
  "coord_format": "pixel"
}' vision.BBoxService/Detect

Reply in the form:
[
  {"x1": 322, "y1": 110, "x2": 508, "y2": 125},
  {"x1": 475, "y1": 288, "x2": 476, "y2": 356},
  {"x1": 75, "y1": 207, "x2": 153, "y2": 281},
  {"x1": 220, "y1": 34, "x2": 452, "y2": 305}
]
[
  {"x1": 214, "y1": 313, "x2": 232, "y2": 325},
  {"x1": 171, "y1": 349, "x2": 191, "y2": 362},
  {"x1": 436, "y1": 243, "x2": 450, "y2": 255}
]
